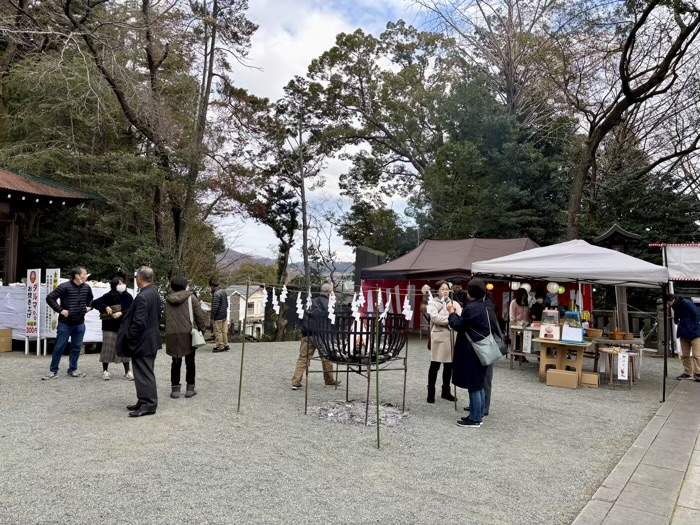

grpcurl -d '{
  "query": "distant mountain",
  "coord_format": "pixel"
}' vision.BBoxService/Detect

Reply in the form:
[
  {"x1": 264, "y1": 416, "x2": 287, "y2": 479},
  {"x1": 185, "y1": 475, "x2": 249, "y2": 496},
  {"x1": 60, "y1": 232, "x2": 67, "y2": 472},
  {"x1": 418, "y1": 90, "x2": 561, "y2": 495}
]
[
  {"x1": 217, "y1": 248, "x2": 354, "y2": 276},
  {"x1": 217, "y1": 249, "x2": 276, "y2": 268}
]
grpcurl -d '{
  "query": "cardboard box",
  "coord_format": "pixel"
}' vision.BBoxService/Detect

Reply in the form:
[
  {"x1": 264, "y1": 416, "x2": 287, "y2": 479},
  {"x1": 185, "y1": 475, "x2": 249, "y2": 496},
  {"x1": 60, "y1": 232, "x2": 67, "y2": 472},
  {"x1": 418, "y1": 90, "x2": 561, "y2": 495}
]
[
  {"x1": 0, "y1": 329, "x2": 12, "y2": 352},
  {"x1": 581, "y1": 371, "x2": 599, "y2": 388},
  {"x1": 546, "y1": 369, "x2": 578, "y2": 389}
]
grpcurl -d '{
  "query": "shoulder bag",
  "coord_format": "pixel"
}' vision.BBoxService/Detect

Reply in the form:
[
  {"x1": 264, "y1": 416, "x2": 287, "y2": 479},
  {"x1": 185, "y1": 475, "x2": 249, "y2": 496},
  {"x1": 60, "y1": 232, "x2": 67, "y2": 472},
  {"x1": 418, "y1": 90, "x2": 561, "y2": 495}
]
[
  {"x1": 464, "y1": 312, "x2": 504, "y2": 367},
  {"x1": 188, "y1": 296, "x2": 207, "y2": 348}
]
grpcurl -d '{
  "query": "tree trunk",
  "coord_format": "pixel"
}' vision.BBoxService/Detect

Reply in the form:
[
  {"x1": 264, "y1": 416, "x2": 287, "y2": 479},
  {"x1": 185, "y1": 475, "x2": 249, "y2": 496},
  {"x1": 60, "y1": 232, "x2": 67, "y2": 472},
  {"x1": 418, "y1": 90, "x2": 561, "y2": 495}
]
[
  {"x1": 567, "y1": 148, "x2": 593, "y2": 240},
  {"x1": 275, "y1": 242, "x2": 291, "y2": 341},
  {"x1": 173, "y1": 0, "x2": 219, "y2": 273},
  {"x1": 298, "y1": 115, "x2": 310, "y2": 289}
]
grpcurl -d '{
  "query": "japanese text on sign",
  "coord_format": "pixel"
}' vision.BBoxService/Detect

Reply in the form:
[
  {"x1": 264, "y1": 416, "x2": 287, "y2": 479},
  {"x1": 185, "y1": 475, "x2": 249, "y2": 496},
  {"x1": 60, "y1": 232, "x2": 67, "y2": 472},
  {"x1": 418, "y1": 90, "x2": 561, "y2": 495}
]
[{"x1": 25, "y1": 269, "x2": 41, "y2": 338}]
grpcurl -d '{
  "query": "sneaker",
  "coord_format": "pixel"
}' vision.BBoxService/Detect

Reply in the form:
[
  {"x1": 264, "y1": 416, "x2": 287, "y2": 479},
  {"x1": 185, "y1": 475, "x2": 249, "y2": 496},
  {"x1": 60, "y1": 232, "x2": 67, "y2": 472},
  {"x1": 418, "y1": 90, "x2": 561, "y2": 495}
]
[
  {"x1": 456, "y1": 418, "x2": 482, "y2": 428},
  {"x1": 102, "y1": 371, "x2": 111, "y2": 380},
  {"x1": 694, "y1": 376, "x2": 700, "y2": 383},
  {"x1": 291, "y1": 384, "x2": 302, "y2": 390},
  {"x1": 224, "y1": 345, "x2": 230, "y2": 351},
  {"x1": 212, "y1": 347, "x2": 227, "y2": 353},
  {"x1": 124, "y1": 371, "x2": 134, "y2": 381},
  {"x1": 325, "y1": 380, "x2": 342, "y2": 387},
  {"x1": 677, "y1": 373, "x2": 692, "y2": 380},
  {"x1": 66, "y1": 370, "x2": 85, "y2": 378},
  {"x1": 42, "y1": 371, "x2": 58, "y2": 380}
]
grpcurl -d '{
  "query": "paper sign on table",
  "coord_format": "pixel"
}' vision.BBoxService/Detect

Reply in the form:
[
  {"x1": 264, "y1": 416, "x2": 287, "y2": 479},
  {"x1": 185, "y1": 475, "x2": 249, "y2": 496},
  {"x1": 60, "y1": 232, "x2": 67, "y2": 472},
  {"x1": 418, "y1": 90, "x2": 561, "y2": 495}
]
[
  {"x1": 618, "y1": 352, "x2": 629, "y2": 381},
  {"x1": 522, "y1": 330, "x2": 533, "y2": 353}
]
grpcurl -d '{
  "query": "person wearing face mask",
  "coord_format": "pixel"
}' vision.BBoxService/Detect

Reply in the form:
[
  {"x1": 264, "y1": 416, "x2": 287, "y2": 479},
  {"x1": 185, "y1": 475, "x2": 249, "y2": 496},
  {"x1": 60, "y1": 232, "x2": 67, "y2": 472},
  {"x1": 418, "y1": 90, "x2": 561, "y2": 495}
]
[
  {"x1": 93, "y1": 277, "x2": 134, "y2": 380},
  {"x1": 43, "y1": 267, "x2": 94, "y2": 379},
  {"x1": 530, "y1": 288, "x2": 546, "y2": 322},
  {"x1": 426, "y1": 280, "x2": 457, "y2": 403}
]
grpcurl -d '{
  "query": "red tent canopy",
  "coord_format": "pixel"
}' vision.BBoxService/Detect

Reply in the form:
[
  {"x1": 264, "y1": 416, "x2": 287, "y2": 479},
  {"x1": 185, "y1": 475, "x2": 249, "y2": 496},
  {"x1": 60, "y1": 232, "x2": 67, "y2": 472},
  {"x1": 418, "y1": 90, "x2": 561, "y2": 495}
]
[{"x1": 361, "y1": 238, "x2": 539, "y2": 280}]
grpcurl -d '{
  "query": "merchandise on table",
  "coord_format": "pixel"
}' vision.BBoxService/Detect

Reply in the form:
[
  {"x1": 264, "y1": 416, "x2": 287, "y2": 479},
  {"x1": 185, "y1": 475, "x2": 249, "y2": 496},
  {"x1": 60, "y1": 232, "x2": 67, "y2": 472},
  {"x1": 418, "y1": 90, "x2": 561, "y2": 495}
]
[
  {"x1": 539, "y1": 309, "x2": 561, "y2": 340},
  {"x1": 562, "y1": 311, "x2": 583, "y2": 343}
]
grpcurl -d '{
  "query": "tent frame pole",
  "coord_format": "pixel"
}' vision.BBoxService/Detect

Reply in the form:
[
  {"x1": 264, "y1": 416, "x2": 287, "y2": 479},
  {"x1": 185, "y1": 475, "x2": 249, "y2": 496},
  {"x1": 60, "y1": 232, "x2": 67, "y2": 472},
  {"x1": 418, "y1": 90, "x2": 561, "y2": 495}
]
[{"x1": 661, "y1": 283, "x2": 668, "y2": 403}]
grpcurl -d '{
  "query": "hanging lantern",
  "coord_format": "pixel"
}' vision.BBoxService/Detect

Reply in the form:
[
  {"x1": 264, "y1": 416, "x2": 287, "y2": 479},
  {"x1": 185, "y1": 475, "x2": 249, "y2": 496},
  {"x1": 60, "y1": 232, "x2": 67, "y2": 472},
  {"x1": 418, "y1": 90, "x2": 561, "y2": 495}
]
[
  {"x1": 510, "y1": 281, "x2": 521, "y2": 291},
  {"x1": 486, "y1": 283, "x2": 494, "y2": 291},
  {"x1": 547, "y1": 282, "x2": 559, "y2": 294},
  {"x1": 521, "y1": 283, "x2": 531, "y2": 293},
  {"x1": 558, "y1": 286, "x2": 566, "y2": 295}
]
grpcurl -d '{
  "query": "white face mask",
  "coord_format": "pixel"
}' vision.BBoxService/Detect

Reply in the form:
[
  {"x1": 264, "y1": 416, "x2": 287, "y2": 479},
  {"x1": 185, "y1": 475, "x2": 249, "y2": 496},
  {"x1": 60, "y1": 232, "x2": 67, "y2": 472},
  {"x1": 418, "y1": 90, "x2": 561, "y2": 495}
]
[
  {"x1": 116, "y1": 284, "x2": 127, "y2": 293},
  {"x1": 536, "y1": 298, "x2": 544, "y2": 304}
]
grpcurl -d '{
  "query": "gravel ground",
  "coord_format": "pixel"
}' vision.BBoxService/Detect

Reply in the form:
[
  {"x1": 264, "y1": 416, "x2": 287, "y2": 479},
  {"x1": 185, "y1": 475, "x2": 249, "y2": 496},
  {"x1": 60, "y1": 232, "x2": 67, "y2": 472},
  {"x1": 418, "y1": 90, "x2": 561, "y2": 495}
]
[{"x1": 0, "y1": 338, "x2": 682, "y2": 525}]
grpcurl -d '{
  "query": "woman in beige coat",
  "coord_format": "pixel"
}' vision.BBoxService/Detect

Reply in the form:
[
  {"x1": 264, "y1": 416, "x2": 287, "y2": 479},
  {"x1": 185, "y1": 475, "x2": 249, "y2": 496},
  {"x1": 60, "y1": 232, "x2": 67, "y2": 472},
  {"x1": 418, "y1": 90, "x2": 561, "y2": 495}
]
[
  {"x1": 427, "y1": 281, "x2": 457, "y2": 403},
  {"x1": 165, "y1": 276, "x2": 207, "y2": 399}
]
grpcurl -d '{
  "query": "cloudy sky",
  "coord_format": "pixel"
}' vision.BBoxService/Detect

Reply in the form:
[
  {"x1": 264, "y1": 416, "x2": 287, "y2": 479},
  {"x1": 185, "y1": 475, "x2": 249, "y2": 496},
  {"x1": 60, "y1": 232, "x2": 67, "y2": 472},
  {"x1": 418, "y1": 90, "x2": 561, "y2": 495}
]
[{"x1": 216, "y1": 0, "x2": 424, "y2": 263}]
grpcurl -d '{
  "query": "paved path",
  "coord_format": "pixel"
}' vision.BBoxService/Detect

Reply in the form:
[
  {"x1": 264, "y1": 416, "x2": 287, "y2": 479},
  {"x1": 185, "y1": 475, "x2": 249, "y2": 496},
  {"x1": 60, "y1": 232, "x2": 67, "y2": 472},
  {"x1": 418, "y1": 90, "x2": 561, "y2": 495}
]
[{"x1": 573, "y1": 378, "x2": 700, "y2": 525}]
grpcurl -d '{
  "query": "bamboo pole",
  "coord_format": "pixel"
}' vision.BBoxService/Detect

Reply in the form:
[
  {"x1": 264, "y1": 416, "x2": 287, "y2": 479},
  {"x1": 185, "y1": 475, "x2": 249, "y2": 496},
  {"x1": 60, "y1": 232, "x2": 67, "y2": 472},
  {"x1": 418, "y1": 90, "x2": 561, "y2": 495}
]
[
  {"x1": 375, "y1": 286, "x2": 381, "y2": 449},
  {"x1": 402, "y1": 325, "x2": 408, "y2": 414},
  {"x1": 236, "y1": 281, "x2": 250, "y2": 414}
]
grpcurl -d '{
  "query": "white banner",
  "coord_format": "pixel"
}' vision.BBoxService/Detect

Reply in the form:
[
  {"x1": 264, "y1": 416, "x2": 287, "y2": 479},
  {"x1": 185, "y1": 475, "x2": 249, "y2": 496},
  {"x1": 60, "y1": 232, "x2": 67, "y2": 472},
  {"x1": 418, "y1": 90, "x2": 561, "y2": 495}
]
[
  {"x1": 502, "y1": 292, "x2": 510, "y2": 319},
  {"x1": 44, "y1": 269, "x2": 60, "y2": 338},
  {"x1": 666, "y1": 246, "x2": 700, "y2": 280},
  {"x1": 618, "y1": 352, "x2": 629, "y2": 381},
  {"x1": 25, "y1": 269, "x2": 41, "y2": 339},
  {"x1": 523, "y1": 330, "x2": 533, "y2": 353}
]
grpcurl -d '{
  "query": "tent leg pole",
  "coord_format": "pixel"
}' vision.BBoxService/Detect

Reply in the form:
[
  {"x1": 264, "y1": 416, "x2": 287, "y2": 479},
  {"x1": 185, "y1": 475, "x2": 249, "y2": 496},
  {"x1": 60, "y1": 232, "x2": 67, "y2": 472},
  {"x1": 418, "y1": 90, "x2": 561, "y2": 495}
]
[{"x1": 662, "y1": 284, "x2": 668, "y2": 403}]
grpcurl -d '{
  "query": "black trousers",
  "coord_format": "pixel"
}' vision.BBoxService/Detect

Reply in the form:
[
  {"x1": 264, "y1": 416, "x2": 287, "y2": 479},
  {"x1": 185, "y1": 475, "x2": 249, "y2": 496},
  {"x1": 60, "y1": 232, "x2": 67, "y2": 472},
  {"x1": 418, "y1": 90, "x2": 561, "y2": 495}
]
[
  {"x1": 132, "y1": 355, "x2": 158, "y2": 412},
  {"x1": 428, "y1": 361, "x2": 453, "y2": 390},
  {"x1": 171, "y1": 351, "x2": 196, "y2": 386}
]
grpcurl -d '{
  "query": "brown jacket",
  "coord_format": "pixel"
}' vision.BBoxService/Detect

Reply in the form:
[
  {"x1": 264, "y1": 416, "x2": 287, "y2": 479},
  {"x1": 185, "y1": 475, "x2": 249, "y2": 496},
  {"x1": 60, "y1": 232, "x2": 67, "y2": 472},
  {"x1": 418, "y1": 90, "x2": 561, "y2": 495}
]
[{"x1": 165, "y1": 290, "x2": 207, "y2": 358}]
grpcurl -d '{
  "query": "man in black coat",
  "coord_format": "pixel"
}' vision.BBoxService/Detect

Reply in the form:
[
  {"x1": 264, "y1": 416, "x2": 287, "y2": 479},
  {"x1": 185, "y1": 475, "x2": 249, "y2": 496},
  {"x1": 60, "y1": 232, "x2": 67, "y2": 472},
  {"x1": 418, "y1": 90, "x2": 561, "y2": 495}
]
[
  {"x1": 43, "y1": 267, "x2": 94, "y2": 379},
  {"x1": 117, "y1": 266, "x2": 162, "y2": 417}
]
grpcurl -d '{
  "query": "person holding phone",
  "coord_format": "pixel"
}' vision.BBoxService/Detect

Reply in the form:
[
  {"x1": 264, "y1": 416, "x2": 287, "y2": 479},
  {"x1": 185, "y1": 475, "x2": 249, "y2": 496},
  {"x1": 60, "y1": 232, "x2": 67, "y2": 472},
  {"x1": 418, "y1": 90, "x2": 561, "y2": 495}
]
[{"x1": 426, "y1": 281, "x2": 457, "y2": 403}]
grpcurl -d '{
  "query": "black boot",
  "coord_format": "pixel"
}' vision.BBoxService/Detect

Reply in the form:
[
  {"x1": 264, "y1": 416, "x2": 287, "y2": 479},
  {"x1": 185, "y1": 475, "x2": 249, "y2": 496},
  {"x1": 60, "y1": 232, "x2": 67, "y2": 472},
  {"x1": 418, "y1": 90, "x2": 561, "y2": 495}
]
[
  {"x1": 185, "y1": 384, "x2": 197, "y2": 398},
  {"x1": 441, "y1": 363, "x2": 456, "y2": 401},
  {"x1": 427, "y1": 361, "x2": 440, "y2": 404},
  {"x1": 441, "y1": 385, "x2": 456, "y2": 402},
  {"x1": 427, "y1": 386, "x2": 436, "y2": 403}
]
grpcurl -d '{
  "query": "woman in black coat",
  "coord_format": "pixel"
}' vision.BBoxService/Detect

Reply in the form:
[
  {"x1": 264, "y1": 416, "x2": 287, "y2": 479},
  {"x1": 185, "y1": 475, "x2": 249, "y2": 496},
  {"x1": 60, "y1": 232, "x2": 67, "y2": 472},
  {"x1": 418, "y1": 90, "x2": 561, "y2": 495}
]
[
  {"x1": 447, "y1": 279, "x2": 491, "y2": 428},
  {"x1": 92, "y1": 277, "x2": 134, "y2": 380}
]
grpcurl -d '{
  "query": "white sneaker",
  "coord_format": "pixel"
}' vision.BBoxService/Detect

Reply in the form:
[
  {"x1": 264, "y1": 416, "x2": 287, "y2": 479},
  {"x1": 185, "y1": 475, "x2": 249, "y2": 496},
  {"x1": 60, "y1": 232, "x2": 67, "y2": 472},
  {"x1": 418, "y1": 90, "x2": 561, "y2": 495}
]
[
  {"x1": 102, "y1": 370, "x2": 111, "y2": 380},
  {"x1": 124, "y1": 371, "x2": 134, "y2": 381}
]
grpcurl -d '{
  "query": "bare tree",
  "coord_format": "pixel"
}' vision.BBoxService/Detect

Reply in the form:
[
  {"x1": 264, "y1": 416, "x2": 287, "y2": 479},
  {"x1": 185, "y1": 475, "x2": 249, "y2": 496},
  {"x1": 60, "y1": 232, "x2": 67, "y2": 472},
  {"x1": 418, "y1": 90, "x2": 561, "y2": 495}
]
[
  {"x1": 548, "y1": 0, "x2": 700, "y2": 237},
  {"x1": 53, "y1": 0, "x2": 258, "y2": 271},
  {"x1": 415, "y1": 0, "x2": 572, "y2": 135}
]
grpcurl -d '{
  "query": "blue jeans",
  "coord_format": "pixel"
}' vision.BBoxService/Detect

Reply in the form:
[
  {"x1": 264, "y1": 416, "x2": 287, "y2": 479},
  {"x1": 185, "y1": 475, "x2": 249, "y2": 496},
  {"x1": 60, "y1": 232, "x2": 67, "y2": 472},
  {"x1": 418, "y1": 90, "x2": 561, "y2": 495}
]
[
  {"x1": 469, "y1": 388, "x2": 485, "y2": 423},
  {"x1": 50, "y1": 323, "x2": 86, "y2": 374}
]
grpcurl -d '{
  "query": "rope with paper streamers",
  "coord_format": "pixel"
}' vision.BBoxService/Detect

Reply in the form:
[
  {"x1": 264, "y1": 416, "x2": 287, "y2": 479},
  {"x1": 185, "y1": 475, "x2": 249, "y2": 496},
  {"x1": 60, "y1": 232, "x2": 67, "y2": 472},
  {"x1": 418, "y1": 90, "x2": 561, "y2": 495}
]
[{"x1": 244, "y1": 284, "x2": 416, "y2": 325}]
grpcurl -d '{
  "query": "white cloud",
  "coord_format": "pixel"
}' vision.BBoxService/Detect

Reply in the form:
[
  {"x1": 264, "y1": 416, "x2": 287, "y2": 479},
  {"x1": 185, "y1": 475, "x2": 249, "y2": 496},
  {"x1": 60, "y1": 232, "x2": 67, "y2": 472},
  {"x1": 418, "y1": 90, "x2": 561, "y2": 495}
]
[{"x1": 221, "y1": 0, "x2": 407, "y2": 263}]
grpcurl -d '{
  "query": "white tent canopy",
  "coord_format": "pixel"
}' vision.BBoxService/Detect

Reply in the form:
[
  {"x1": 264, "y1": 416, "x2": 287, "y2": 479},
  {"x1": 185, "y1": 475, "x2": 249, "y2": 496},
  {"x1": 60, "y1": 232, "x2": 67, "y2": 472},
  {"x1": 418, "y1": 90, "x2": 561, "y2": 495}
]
[{"x1": 472, "y1": 240, "x2": 669, "y2": 288}]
